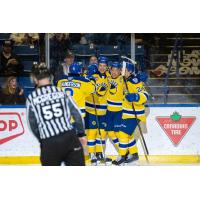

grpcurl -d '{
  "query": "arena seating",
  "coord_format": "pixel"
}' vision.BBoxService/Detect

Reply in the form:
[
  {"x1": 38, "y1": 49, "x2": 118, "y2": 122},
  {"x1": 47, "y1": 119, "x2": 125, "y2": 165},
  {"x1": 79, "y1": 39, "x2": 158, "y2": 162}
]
[
  {"x1": 2, "y1": 33, "x2": 199, "y2": 104},
  {"x1": 97, "y1": 45, "x2": 121, "y2": 61},
  {"x1": 72, "y1": 44, "x2": 145, "y2": 66},
  {"x1": 22, "y1": 61, "x2": 38, "y2": 73},
  {"x1": 0, "y1": 33, "x2": 39, "y2": 98},
  {"x1": 71, "y1": 44, "x2": 96, "y2": 65},
  {"x1": 13, "y1": 45, "x2": 39, "y2": 56},
  {"x1": 148, "y1": 33, "x2": 200, "y2": 104},
  {"x1": 0, "y1": 34, "x2": 40, "y2": 73},
  {"x1": 0, "y1": 33, "x2": 147, "y2": 99},
  {"x1": 0, "y1": 33, "x2": 10, "y2": 46}
]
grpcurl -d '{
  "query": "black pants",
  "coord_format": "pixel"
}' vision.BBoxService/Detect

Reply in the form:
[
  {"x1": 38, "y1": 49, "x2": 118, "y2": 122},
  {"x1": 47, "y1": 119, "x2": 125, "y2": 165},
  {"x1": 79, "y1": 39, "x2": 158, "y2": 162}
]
[{"x1": 40, "y1": 130, "x2": 85, "y2": 166}]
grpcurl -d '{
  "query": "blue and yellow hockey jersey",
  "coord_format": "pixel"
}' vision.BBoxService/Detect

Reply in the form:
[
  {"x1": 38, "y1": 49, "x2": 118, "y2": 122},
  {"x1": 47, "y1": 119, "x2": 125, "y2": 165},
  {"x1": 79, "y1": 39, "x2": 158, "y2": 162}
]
[
  {"x1": 122, "y1": 75, "x2": 149, "y2": 122},
  {"x1": 57, "y1": 75, "x2": 95, "y2": 117},
  {"x1": 85, "y1": 72, "x2": 109, "y2": 116},
  {"x1": 107, "y1": 75, "x2": 124, "y2": 112}
]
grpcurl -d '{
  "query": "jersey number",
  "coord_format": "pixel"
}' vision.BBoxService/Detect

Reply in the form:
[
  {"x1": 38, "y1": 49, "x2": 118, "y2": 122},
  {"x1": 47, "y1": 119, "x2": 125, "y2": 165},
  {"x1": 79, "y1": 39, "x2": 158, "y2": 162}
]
[{"x1": 42, "y1": 103, "x2": 63, "y2": 120}]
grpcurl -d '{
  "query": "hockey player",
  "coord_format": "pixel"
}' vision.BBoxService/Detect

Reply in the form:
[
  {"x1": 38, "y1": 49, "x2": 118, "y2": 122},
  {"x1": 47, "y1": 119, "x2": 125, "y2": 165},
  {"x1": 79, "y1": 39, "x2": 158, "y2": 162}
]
[
  {"x1": 106, "y1": 62, "x2": 124, "y2": 150},
  {"x1": 112, "y1": 62, "x2": 149, "y2": 165},
  {"x1": 85, "y1": 57, "x2": 110, "y2": 165},
  {"x1": 56, "y1": 62, "x2": 96, "y2": 118}
]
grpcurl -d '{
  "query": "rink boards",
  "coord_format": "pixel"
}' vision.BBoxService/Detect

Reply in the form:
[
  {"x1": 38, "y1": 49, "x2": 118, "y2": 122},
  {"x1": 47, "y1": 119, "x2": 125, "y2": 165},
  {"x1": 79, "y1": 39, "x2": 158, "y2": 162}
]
[{"x1": 0, "y1": 104, "x2": 200, "y2": 165}]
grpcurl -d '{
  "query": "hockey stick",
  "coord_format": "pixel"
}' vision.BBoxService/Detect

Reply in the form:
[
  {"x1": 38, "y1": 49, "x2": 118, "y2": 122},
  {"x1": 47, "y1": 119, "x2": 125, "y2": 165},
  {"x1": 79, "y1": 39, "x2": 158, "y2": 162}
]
[
  {"x1": 121, "y1": 56, "x2": 155, "y2": 102},
  {"x1": 91, "y1": 94, "x2": 106, "y2": 164},
  {"x1": 121, "y1": 56, "x2": 137, "y2": 64},
  {"x1": 121, "y1": 56, "x2": 137, "y2": 75},
  {"x1": 122, "y1": 62, "x2": 149, "y2": 163}
]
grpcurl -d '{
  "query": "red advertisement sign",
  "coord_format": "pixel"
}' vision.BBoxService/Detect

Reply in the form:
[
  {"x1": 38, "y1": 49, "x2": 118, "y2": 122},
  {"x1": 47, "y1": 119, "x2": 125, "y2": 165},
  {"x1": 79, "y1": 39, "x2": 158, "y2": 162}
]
[
  {"x1": 156, "y1": 112, "x2": 196, "y2": 146},
  {"x1": 0, "y1": 112, "x2": 25, "y2": 145}
]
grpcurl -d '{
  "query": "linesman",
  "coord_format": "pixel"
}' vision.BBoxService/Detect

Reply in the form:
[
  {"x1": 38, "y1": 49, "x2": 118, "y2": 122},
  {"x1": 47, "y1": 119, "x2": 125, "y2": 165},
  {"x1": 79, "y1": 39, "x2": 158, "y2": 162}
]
[{"x1": 26, "y1": 64, "x2": 87, "y2": 166}]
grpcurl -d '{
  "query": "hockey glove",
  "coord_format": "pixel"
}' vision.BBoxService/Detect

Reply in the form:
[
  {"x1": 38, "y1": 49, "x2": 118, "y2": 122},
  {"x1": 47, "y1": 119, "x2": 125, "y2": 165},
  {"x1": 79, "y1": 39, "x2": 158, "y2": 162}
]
[
  {"x1": 137, "y1": 71, "x2": 148, "y2": 82},
  {"x1": 125, "y1": 93, "x2": 140, "y2": 102}
]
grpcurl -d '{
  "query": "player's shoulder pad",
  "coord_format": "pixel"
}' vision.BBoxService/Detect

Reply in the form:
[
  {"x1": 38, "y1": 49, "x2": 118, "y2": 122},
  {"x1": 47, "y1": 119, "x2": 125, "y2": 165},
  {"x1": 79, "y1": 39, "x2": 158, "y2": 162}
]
[
  {"x1": 128, "y1": 75, "x2": 141, "y2": 84},
  {"x1": 93, "y1": 72, "x2": 99, "y2": 77},
  {"x1": 72, "y1": 76, "x2": 90, "y2": 83},
  {"x1": 55, "y1": 75, "x2": 68, "y2": 85},
  {"x1": 55, "y1": 75, "x2": 68, "y2": 82},
  {"x1": 57, "y1": 75, "x2": 69, "y2": 81}
]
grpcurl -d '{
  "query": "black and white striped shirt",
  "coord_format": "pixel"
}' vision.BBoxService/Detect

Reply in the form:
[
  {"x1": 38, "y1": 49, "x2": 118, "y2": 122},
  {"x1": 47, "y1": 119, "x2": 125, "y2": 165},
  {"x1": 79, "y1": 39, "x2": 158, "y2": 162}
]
[{"x1": 26, "y1": 84, "x2": 85, "y2": 140}]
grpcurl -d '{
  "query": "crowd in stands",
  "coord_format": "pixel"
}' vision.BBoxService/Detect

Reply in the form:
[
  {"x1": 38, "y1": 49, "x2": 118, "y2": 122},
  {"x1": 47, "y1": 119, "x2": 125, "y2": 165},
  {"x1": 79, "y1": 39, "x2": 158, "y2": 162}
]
[
  {"x1": 49, "y1": 33, "x2": 132, "y2": 68},
  {"x1": 0, "y1": 40, "x2": 24, "y2": 77},
  {"x1": 0, "y1": 33, "x2": 43, "y2": 105},
  {"x1": 0, "y1": 33, "x2": 138, "y2": 106},
  {"x1": 10, "y1": 33, "x2": 39, "y2": 45},
  {"x1": 0, "y1": 40, "x2": 25, "y2": 105}
]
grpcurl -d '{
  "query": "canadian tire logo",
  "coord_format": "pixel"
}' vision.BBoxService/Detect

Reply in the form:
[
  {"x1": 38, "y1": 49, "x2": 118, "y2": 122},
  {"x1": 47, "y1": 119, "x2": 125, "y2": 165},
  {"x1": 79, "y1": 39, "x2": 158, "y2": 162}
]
[
  {"x1": 156, "y1": 112, "x2": 196, "y2": 146},
  {"x1": 0, "y1": 112, "x2": 25, "y2": 145}
]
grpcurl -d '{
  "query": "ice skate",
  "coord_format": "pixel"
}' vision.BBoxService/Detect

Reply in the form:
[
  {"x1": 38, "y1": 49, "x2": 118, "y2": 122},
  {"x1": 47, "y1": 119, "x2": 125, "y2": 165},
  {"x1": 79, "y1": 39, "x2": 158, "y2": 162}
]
[
  {"x1": 125, "y1": 153, "x2": 139, "y2": 166},
  {"x1": 112, "y1": 155, "x2": 126, "y2": 166},
  {"x1": 89, "y1": 153, "x2": 97, "y2": 166}
]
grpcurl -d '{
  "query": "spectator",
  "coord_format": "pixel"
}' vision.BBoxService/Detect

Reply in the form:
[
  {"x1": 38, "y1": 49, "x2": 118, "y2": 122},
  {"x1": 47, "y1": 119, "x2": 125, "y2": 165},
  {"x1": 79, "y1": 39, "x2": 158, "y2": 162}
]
[
  {"x1": 0, "y1": 40, "x2": 24, "y2": 77},
  {"x1": 50, "y1": 33, "x2": 71, "y2": 68},
  {"x1": 52, "y1": 52, "x2": 75, "y2": 82},
  {"x1": 84, "y1": 34, "x2": 96, "y2": 45},
  {"x1": 89, "y1": 55, "x2": 98, "y2": 65},
  {"x1": 0, "y1": 76, "x2": 26, "y2": 105},
  {"x1": 10, "y1": 33, "x2": 39, "y2": 45},
  {"x1": 69, "y1": 33, "x2": 95, "y2": 45},
  {"x1": 79, "y1": 34, "x2": 88, "y2": 45}
]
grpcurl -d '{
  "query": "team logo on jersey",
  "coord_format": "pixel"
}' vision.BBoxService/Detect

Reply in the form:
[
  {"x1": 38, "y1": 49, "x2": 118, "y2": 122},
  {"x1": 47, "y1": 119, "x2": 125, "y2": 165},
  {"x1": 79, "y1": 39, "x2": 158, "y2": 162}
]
[
  {"x1": 156, "y1": 112, "x2": 196, "y2": 146},
  {"x1": 0, "y1": 112, "x2": 25, "y2": 145},
  {"x1": 96, "y1": 83, "x2": 108, "y2": 97},
  {"x1": 109, "y1": 80, "x2": 118, "y2": 95},
  {"x1": 96, "y1": 82, "x2": 107, "y2": 88},
  {"x1": 92, "y1": 121, "x2": 96, "y2": 125}
]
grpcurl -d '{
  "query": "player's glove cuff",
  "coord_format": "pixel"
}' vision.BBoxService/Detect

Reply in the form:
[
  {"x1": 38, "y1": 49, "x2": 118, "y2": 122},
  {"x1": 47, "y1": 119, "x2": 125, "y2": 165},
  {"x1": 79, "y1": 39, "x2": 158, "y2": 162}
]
[
  {"x1": 125, "y1": 93, "x2": 140, "y2": 102},
  {"x1": 137, "y1": 71, "x2": 148, "y2": 82},
  {"x1": 77, "y1": 132, "x2": 86, "y2": 138}
]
